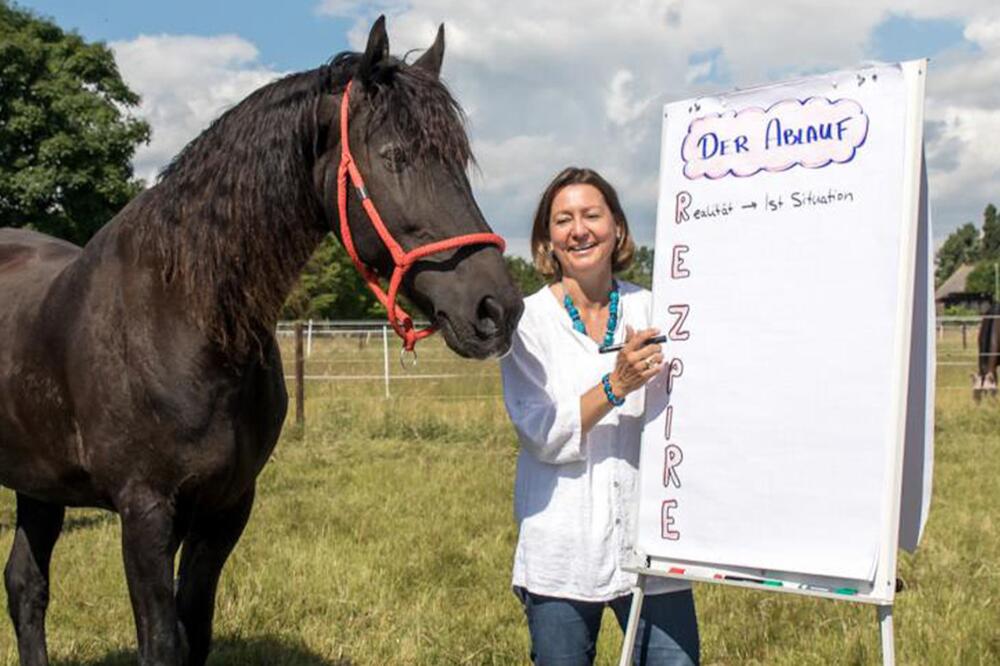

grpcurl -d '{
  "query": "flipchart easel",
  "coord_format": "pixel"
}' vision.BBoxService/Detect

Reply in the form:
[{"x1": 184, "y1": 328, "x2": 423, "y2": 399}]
[{"x1": 618, "y1": 59, "x2": 932, "y2": 666}]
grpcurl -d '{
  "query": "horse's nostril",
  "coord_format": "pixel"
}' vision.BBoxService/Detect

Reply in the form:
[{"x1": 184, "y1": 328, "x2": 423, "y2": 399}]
[{"x1": 476, "y1": 295, "x2": 504, "y2": 337}]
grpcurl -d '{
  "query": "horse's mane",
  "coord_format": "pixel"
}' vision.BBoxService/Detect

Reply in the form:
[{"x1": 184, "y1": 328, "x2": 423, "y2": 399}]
[{"x1": 126, "y1": 51, "x2": 472, "y2": 359}]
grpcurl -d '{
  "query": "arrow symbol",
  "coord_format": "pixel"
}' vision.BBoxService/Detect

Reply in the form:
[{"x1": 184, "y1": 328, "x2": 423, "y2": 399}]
[{"x1": 741, "y1": 201, "x2": 757, "y2": 210}]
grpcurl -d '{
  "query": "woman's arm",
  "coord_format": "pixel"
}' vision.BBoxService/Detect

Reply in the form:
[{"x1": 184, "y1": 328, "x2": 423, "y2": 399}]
[
  {"x1": 502, "y1": 327, "x2": 587, "y2": 464},
  {"x1": 502, "y1": 322, "x2": 664, "y2": 463}
]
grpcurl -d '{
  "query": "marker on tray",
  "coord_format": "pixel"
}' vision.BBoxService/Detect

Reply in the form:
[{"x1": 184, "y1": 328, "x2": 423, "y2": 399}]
[
  {"x1": 599, "y1": 334, "x2": 668, "y2": 354},
  {"x1": 797, "y1": 583, "x2": 859, "y2": 596},
  {"x1": 714, "y1": 574, "x2": 785, "y2": 587},
  {"x1": 708, "y1": 573, "x2": 858, "y2": 595}
]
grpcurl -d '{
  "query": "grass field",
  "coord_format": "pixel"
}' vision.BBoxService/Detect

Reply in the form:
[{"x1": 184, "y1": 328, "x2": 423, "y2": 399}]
[{"x1": 0, "y1": 327, "x2": 997, "y2": 665}]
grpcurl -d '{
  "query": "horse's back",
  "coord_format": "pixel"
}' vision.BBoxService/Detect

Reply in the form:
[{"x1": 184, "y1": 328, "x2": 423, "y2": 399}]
[
  {"x1": 0, "y1": 227, "x2": 80, "y2": 288},
  {"x1": 0, "y1": 227, "x2": 80, "y2": 348}
]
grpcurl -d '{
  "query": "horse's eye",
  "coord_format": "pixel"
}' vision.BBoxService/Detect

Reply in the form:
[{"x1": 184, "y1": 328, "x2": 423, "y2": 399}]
[{"x1": 380, "y1": 145, "x2": 408, "y2": 173}]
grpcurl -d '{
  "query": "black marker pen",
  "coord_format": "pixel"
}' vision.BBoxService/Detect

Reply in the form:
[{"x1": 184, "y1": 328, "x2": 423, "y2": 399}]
[{"x1": 598, "y1": 334, "x2": 668, "y2": 354}]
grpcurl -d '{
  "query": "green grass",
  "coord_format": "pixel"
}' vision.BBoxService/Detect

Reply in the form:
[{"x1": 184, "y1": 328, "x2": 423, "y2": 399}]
[{"x1": 1, "y1": 331, "x2": 997, "y2": 665}]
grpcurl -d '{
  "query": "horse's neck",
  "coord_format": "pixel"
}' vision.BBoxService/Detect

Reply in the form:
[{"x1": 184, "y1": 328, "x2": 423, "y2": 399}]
[{"x1": 124, "y1": 178, "x2": 330, "y2": 359}]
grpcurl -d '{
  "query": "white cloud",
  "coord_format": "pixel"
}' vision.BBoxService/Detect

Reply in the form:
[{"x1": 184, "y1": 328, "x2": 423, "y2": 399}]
[
  {"x1": 330, "y1": 0, "x2": 999, "y2": 249},
  {"x1": 109, "y1": 3, "x2": 1000, "y2": 252},
  {"x1": 111, "y1": 34, "x2": 286, "y2": 183},
  {"x1": 606, "y1": 69, "x2": 654, "y2": 127},
  {"x1": 684, "y1": 59, "x2": 714, "y2": 86},
  {"x1": 921, "y1": 10, "x2": 1000, "y2": 228}
]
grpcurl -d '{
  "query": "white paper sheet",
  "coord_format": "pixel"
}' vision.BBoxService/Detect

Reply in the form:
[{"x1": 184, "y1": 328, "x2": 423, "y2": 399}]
[{"x1": 636, "y1": 63, "x2": 929, "y2": 581}]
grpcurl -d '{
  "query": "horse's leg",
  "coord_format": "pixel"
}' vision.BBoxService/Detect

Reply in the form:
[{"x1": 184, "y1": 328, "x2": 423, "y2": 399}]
[
  {"x1": 118, "y1": 487, "x2": 183, "y2": 666},
  {"x1": 175, "y1": 486, "x2": 255, "y2": 666},
  {"x1": 3, "y1": 493, "x2": 65, "y2": 666}
]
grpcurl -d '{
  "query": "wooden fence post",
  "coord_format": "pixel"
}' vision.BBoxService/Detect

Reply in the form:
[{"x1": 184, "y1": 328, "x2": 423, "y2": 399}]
[
  {"x1": 295, "y1": 321, "x2": 305, "y2": 427},
  {"x1": 962, "y1": 323, "x2": 967, "y2": 349}
]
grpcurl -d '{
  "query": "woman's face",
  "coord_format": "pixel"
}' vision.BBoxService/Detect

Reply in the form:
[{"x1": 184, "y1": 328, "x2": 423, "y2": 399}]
[{"x1": 548, "y1": 183, "x2": 618, "y2": 281}]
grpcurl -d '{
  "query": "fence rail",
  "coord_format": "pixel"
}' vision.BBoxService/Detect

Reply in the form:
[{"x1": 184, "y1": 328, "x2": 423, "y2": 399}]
[{"x1": 274, "y1": 317, "x2": 1000, "y2": 413}]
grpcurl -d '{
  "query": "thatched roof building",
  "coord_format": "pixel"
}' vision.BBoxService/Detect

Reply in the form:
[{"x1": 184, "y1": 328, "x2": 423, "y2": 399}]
[{"x1": 935, "y1": 264, "x2": 993, "y2": 314}]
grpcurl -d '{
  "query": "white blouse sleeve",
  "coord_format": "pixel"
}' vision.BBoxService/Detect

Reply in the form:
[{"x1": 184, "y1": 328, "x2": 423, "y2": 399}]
[{"x1": 500, "y1": 324, "x2": 585, "y2": 465}]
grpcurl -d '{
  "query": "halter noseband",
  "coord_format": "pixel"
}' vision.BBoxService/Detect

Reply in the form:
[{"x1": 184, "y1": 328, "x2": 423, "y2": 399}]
[{"x1": 335, "y1": 80, "x2": 506, "y2": 352}]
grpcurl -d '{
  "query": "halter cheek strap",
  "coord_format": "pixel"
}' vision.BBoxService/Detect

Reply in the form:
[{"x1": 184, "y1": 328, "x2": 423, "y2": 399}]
[{"x1": 335, "y1": 80, "x2": 506, "y2": 352}]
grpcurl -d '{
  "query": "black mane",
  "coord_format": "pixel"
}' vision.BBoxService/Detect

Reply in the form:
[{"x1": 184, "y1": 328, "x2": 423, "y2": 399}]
[{"x1": 126, "y1": 51, "x2": 473, "y2": 358}]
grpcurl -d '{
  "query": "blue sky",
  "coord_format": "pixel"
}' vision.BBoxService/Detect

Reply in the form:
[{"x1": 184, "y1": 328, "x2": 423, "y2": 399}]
[
  {"x1": 22, "y1": 1, "x2": 353, "y2": 70},
  {"x1": 16, "y1": 1, "x2": 1000, "y2": 254}
]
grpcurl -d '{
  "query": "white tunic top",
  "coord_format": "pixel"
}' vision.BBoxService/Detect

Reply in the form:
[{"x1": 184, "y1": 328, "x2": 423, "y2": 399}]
[{"x1": 501, "y1": 282, "x2": 689, "y2": 601}]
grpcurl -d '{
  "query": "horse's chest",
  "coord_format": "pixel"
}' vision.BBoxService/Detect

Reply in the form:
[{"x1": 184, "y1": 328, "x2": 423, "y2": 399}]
[{"x1": 173, "y1": 375, "x2": 287, "y2": 506}]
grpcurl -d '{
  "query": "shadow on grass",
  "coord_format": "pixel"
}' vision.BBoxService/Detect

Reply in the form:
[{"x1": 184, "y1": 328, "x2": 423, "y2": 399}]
[
  {"x1": 53, "y1": 636, "x2": 350, "y2": 666},
  {"x1": 63, "y1": 510, "x2": 117, "y2": 534},
  {"x1": 0, "y1": 507, "x2": 116, "y2": 535}
]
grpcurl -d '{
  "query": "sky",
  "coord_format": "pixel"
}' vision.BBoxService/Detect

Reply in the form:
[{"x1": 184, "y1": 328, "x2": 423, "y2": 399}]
[{"x1": 18, "y1": 0, "x2": 1000, "y2": 258}]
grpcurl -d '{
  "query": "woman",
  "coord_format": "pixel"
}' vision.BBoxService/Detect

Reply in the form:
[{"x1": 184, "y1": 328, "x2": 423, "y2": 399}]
[{"x1": 501, "y1": 167, "x2": 700, "y2": 665}]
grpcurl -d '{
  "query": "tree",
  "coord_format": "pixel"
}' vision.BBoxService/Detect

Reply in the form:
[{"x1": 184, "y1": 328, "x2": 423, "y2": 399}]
[
  {"x1": 618, "y1": 245, "x2": 654, "y2": 289},
  {"x1": 981, "y1": 204, "x2": 1000, "y2": 260},
  {"x1": 282, "y1": 237, "x2": 382, "y2": 320},
  {"x1": 284, "y1": 244, "x2": 658, "y2": 320},
  {"x1": 0, "y1": 1, "x2": 150, "y2": 245},
  {"x1": 935, "y1": 222, "x2": 980, "y2": 286},
  {"x1": 505, "y1": 255, "x2": 545, "y2": 296},
  {"x1": 966, "y1": 260, "x2": 1000, "y2": 300}
]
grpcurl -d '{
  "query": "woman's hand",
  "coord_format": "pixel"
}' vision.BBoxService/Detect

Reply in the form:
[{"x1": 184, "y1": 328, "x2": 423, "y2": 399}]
[{"x1": 609, "y1": 326, "x2": 663, "y2": 397}]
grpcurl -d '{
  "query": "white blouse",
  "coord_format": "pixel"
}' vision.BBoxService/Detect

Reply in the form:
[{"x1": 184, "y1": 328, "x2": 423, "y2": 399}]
[{"x1": 501, "y1": 282, "x2": 689, "y2": 602}]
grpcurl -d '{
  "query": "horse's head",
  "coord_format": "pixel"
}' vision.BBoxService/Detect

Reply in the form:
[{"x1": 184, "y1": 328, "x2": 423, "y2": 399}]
[{"x1": 314, "y1": 17, "x2": 522, "y2": 359}]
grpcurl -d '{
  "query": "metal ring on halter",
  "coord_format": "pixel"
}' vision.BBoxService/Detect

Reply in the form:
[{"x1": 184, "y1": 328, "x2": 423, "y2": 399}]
[{"x1": 400, "y1": 347, "x2": 418, "y2": 370}]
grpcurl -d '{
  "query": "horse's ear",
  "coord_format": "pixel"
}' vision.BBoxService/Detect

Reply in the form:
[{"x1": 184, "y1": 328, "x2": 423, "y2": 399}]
[
  {"x1": 358, "y1": 15, "x2": 390, "y2": 84},
  {"x1": 413, "y1": 24, "x2": 445, "y2": 78}
]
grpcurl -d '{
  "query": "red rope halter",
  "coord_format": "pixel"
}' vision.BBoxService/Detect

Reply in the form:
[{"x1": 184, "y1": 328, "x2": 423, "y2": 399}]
[{"x1": 336, "y1": 80, "x2": 506, "y2": 352}]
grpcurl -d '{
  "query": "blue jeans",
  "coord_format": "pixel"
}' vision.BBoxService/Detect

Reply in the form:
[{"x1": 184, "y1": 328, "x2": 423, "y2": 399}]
[{"x1": 515, "y1": 588, "x2": 699, "y2": 666}]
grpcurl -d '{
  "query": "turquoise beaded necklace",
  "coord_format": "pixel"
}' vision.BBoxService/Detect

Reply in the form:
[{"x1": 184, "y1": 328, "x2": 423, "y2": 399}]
[{"x1": 562, "y1": 281, "x2": 620, "y2": 348}]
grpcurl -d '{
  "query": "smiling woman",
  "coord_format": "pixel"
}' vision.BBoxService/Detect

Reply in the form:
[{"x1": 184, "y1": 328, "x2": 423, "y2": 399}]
[{"x1": 501, "y1": 167, "x2": 700, "y2": 665}]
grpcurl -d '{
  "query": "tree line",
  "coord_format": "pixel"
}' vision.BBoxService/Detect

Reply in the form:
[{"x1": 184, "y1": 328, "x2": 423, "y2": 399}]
[
  {"x1": 281, "y1": 239, "x2": 654, "y2": 320},
  {"x1": 936, "y1": 203, "x2": 1000, "y2": 296}
]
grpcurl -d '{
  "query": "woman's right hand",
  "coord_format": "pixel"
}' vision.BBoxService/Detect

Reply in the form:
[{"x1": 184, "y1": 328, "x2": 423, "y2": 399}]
[{"x1": 609, "y1": 326, "x2": 664, "y2": 397}]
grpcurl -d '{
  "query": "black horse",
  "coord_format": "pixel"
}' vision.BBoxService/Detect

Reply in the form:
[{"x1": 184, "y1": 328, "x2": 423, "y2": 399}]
[
  {"x1": 973, "y1": 303, "x2": 1000, "y2": 401},
  {"x1": 0, "y1": 17, "x2": 522, "y2": 666}
]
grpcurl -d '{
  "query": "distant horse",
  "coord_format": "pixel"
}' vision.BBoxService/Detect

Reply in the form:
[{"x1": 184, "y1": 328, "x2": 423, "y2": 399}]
[
  {"x1": 0, "y1": 17, "x2": 521, "y2": 666},
  {"x1": 973, "y1": 303, "x2": 1000, "y2": 401}
]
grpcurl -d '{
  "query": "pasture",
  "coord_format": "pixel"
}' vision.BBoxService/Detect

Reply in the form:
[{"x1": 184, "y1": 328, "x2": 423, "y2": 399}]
[{"x1": 1, "y1": 326, "x2": 997, "y2": 665}]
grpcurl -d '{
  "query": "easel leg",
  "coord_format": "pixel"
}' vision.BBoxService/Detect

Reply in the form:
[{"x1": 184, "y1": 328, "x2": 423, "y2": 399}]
[
  {"x1": 618, "y1": 576, "x2": 647, "y2": 666},
  {"x1": 878, "y1": 604, "x2": 895, "y2": 666}
]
